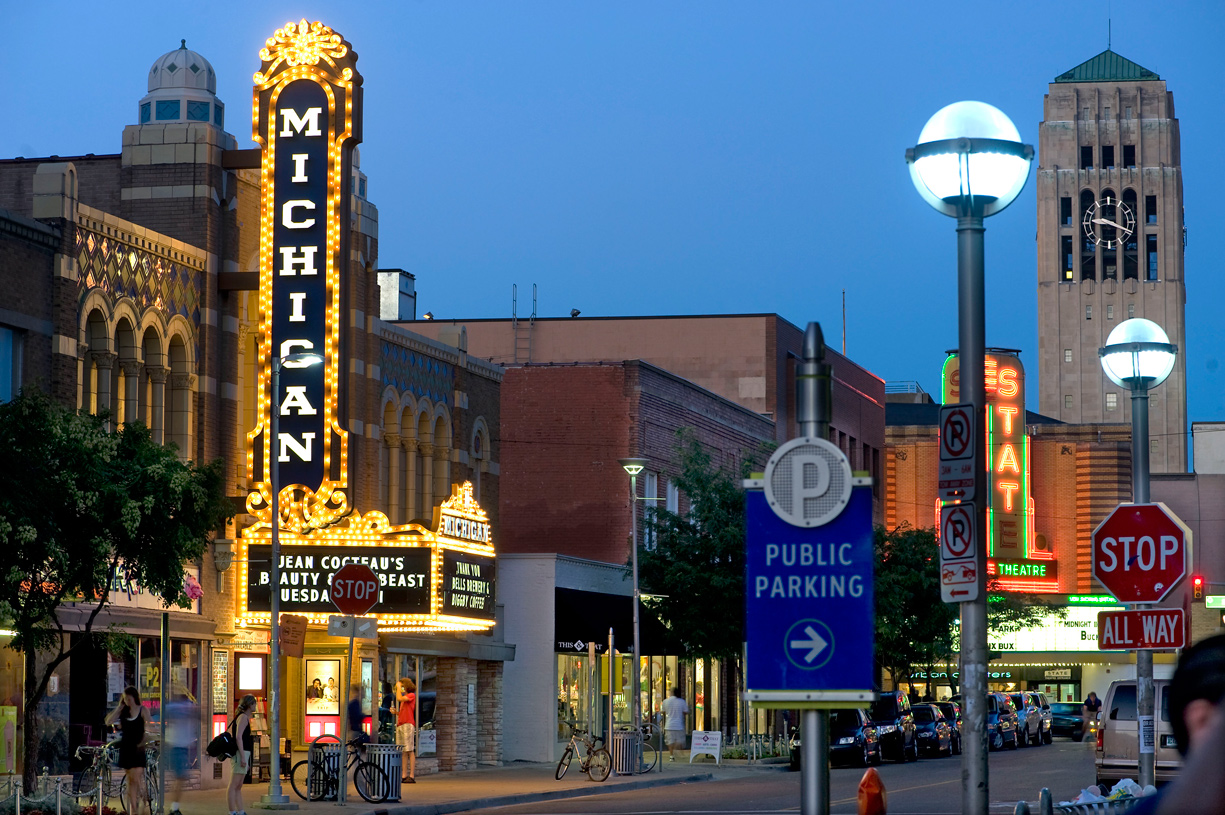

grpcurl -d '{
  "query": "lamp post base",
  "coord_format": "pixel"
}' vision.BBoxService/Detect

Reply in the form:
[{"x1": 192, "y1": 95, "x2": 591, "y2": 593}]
[{"x1": 255, "y1": 796, "x2": 298, "y2": 810}]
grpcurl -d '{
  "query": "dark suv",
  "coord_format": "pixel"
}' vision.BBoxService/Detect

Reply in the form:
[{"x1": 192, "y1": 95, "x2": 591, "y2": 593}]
[
  {"x1": 868, "y1": 690, "x2": 918, "y2": 762},
  {"x1": 986, "y1": 691, "x2": 1020, "y2": 750},
  {"x1": 934, "y1": 700, "x2": 962, "y2": 754}
]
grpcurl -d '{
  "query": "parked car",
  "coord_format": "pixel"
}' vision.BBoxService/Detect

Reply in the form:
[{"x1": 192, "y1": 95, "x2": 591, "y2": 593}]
[
  {"x1": 1096, "y1": 679, "x2": 1183, "y2": 788},
  {"x1": 1049, "y1": 701, "x2": 1086, "y2": 740},
  {"x1": 913, "y1": 704, "x2": 953, "y2": 757},
  {"x1": 986, "y1": 691, "x2": 1020, "y2": 750},
  {"x1": 829, "y1": 708, "x2": 881, "y2": 767},
  {"x1": 1033, "y1": 691, "x2": 1054, "y2": 744},
  {"x1": 934, "y1": 701, "x2": 962, "y2": 754},
  {"x1": 1008, "y1": 691, "x2": 1044, "y2": 747},
  {"x1": 868, "y1": 690, "x2": 918, "y2": 762}
]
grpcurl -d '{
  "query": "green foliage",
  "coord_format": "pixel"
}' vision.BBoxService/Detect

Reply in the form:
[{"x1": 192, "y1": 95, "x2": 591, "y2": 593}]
[
  {"x1": 988, "y1": 582, "x2": 1068, "y2": 634},
  {"x1": 638, "y1": 431, "x2": 771, "y2": 661},
  {"x1": 873, "y1": 525, "x2": 958, "y2": 689},
  {"x1": 0, "y1": 390, "x2": 231, "y2": 785}
]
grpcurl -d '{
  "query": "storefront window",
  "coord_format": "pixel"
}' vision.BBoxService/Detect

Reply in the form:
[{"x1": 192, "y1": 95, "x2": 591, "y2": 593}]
[{"x1": 556, "y1": 654, "x2": 590, "y2": 740}]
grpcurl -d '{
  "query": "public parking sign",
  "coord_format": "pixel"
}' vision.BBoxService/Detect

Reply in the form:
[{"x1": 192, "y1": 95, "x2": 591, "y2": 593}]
[
  {"x1": 745, "y1": 475, "x2": 874, "y2": 697},
  {"x1": 1091, "y1": 503, "x2": 1190, "y2": 604}
]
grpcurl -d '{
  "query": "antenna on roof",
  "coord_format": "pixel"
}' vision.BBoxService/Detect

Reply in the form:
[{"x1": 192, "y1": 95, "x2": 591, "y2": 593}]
[{"x1": 1108, "y1": 0, "x2": 1112, "y2": 50}]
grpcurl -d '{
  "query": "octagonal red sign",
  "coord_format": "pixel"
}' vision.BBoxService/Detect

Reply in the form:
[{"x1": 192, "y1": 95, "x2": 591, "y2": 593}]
[
  {"x1": 1091, "y1": 503, "x2": 1190, "y2": 604},
  {"x1": 330, "y1": 564, "x2": 381, "y2": 616}
]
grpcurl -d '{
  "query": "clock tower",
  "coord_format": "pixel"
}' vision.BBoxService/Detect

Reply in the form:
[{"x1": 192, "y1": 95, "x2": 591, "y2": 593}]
[{"x1": 1036, "y1": 49, "x2": 1187, "y2": 473}]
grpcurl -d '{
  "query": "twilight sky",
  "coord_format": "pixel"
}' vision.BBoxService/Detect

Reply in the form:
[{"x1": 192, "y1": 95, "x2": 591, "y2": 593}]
[{"x1": 5, "y1": 1, "x2": 1224, "y2": 425}]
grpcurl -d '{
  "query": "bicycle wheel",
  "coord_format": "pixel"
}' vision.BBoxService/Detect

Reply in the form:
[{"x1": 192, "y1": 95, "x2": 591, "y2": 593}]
[
  {"x1": 354, "y1": 761, "x2": 389, "y2": 804},
  {"x1": 290, "y1": 760, "x2": 315, "y2": 801},
  {"x1": 639, "y1": 739, "x2": 658, "y2": 773},
  {"x1": 586, "y1": 748, "x2": 611, "y2": 782},
  {"x1": 555, "y1": 748, "x2": 573, "y2": 780},
  {"x1": 69, "y1": 769, "x2": 99, "y2": 800}
]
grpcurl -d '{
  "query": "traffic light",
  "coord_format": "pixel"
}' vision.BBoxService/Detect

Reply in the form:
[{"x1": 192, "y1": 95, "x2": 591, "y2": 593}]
[{"x1": 1193, "y1": 575, "x2": 1204, "y2": 600}]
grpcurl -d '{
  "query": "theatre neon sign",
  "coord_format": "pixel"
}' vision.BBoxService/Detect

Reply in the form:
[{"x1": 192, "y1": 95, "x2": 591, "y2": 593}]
[
  {"x1": 942, "y1": 351, "x2": 1055, "y2": 592},
  {"x1": 238, "y1": 21, "x2": 495, "y2": 632}
]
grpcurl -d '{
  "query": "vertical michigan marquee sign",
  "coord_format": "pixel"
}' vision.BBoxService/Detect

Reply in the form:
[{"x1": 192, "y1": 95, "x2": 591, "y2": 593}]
[
  {"x1": 237, "y1": 22, "x2": 497, "y2": 635},
  {"x1": 247, "y1": 20, "x2": 362, "y2": 529}
]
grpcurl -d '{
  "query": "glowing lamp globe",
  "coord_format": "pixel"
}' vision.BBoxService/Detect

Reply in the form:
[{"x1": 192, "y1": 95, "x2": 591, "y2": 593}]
[
  {"x1": 1099, "y1": 318, "x2": 1177, "y2": 389},
  {"x1": 906, "y1": 101, "x2": 1034, "y2": 217}
]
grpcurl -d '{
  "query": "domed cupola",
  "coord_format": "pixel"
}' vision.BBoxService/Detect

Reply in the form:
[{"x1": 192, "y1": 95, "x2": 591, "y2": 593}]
[{"x1": 137, "y1": 40, "x2": 225, "y2": 128}]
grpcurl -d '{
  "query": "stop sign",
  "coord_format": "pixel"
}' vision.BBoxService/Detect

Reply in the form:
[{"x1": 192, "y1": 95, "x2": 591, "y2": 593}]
[
  {"x1": 1091, "y1": 503, "x2": 1190, "y2": 604},
  {"x1": 330, "y1": 564, "x2": 381, "y2": 616}
]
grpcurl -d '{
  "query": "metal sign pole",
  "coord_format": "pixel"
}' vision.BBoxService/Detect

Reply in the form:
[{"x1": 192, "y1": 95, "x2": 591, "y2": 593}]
[
  {"x1": 607, "y1": 629, "x2": 615, "y2": 745},
  {"x1": 338, "y1": 619, "x2": 355, "y2": 806},
  {"x1": 160, "y1": 612, "x2": 169, "y2": 815},
  {"x1": 1130, "y1": 388, "x2": 1155, "y2": 787}
]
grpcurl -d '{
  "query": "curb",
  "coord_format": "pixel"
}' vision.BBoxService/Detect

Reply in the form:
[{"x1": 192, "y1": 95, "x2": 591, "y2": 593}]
[{"x1": 358, "y1": 771, "x2": 716, "y2": 815}]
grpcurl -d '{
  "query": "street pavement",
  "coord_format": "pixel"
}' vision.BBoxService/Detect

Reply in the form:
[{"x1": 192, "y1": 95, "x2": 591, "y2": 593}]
[
  {"x1": 466, "y1": 738, "x2": 1098, "y2": 815},
  {"x1": 176, "y1": 738, "x2": 1096, "y2": 815}
]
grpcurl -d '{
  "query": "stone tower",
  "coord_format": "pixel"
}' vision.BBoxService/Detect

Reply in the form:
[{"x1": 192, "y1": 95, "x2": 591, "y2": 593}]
[{"x1": 1036, "y1": 49, "x2": 1187, "y2": 473}]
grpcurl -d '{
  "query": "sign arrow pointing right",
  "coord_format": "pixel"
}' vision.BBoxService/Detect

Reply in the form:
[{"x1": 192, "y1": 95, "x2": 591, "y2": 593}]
[{"x1": 789, "y1": 625, "x2": 829, "y2": 664}]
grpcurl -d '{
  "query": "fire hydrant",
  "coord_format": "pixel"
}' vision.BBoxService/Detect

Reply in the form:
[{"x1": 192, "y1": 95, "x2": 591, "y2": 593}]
[{"x1": 858, "y1": 766, "x2": 887, "y2": 815}]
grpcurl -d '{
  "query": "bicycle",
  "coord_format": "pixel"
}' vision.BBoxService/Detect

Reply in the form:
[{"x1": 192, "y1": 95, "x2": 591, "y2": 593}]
[
  {"x1": 69, "y1": 742, "x2": 125, "y2": 808},
  {"x1": 556, "y1": 721, "x2": 611, "y2": 782},
  {"x1": 289, "y1": 734, "x2": 390, "y2": 804},
  {"x1": 636, "y1": 722, "x2": 661, "y2": 773}
]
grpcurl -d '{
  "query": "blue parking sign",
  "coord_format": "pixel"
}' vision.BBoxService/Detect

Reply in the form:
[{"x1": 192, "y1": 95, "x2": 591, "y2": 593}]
[{"x1": 745, "y1": 486, "x2": 874, "y2": 693}]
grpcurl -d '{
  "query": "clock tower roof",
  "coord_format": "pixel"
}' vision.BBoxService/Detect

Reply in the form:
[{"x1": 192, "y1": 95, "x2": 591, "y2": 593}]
[{"x1": 1055, "y1": 49, "x2": 1160, "y2": 84}]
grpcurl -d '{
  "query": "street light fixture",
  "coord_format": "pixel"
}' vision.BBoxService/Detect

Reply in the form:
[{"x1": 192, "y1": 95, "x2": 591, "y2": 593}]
[
  {"x1": 1099, "y1": 318, "x2": 1176, "y2": 789},
  {"x1": 618, "y1": 457, "x2": 652, "y2": 771},
  {"x1": 906, "y1": 101, "x2": 1032, "y2": 815},
  {"x1": 263, "y1": 351, "x2": 323, "y2": 806}
]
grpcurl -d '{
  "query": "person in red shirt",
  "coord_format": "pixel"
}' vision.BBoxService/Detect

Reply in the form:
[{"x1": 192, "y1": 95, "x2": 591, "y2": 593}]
[{"x1": 396, "y1": 678, "x2": 417, "y2": 783}]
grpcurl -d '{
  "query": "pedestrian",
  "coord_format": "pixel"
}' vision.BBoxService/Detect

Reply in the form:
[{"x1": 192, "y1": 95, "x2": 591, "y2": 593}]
[
  {"x1": 226, "y1": 695, "x2": 256, "y2": 815},
  {"x1": 396, "y1": 677, "x2": 417, "y2": 783},
  {"x1": 164, "y1": 693, "x2": 199, "y2": 815},
  {"x1": 379, "y1": 681, "x2": 395, "y2": 742},
  {"x1": 662, "y1": 687, "x2": 688, "y2": 762},
  {"x1": 1129, "y1": 633, "x2": 1225, "y2": 814},
  {"x1": 1082, "y1": 690, "x2": 1102, "y2": 739},
  {"x1": 348, "y1": 686, "x2": 371, "y2": 749},
  {"x1": 105, "y1": 686, "x2": 151, "y2": 815}
]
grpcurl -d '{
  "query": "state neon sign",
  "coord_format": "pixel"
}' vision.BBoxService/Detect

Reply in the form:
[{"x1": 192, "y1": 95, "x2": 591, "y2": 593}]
[{"x1": 942, "y1": 352, "x2": 1054, "y2": 592}]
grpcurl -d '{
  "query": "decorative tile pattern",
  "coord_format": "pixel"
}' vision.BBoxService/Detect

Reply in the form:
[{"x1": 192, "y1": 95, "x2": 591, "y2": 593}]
[
  {"x1": 76, "y1": 228, "x2": 201, "y2": 348},
  {"x1": 380, "y1": 341, "x2": 452, "y2": 406}
]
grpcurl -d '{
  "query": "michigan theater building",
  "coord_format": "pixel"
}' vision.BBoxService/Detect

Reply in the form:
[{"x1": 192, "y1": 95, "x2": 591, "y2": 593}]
[{"x1": 0, "y1": 21, "x2": 510, "y2": 784}]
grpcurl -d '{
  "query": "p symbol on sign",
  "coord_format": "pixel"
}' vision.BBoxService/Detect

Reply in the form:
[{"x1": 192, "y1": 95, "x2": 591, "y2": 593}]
[{"x1": 792, "y1": 454, "x2": 830, "y2": 507}]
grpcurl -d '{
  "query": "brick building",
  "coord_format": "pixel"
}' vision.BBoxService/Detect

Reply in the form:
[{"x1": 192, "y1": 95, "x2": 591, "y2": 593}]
[{"x1": 0, "y1": 38, "x2": 508, "y2": 781}]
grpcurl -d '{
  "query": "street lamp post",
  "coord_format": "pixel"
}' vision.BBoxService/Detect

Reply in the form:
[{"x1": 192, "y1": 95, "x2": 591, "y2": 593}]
[
  {"x1": 263, "y1": 352, "x2": 323, "y2": 807},
  {"x1": 619, "y1": 457, "x2": 652, "y2": 768},
  {"x1": 1099, "y1": 318, "x2": 1177, "y2": 789},
  {"x1": 906, "y1": 101, "x2": 1032, "y2": 815}
]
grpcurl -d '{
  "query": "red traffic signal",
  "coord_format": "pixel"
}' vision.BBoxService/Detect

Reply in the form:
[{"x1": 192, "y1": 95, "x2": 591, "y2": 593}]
[{"x1": 1193, "y1": 575, "x2": 1204, "y2": 600}]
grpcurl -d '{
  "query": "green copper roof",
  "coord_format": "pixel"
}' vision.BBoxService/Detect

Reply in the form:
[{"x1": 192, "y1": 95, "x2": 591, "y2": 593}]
[{"x1": 1055, "y1": 49, "x2": 1159, "y2": 83}]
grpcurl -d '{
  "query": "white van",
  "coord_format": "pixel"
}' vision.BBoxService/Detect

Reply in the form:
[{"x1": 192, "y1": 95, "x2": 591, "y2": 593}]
[{"x1": 1095, "y1": 679, "x2": 1183, "y2": 787}]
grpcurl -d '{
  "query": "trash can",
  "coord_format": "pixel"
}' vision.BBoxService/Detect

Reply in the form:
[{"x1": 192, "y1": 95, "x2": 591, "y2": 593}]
[
  {"x1": 308, "y1": 740, "x2": 343, "y2": 801},
  {"x1": 364, "y1": 743, "x2": 404, "y2": 801},
  {"x1": 611, "y1": 730, "x2": 639, "y2": 776}
]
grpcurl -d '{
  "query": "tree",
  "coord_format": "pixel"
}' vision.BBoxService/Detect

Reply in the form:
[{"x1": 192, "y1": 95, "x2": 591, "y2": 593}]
[
  {"x1": 0, "y1": 391, "x2": 231, "y2": 787},
  {"x1": 988, "y1": 581, "x2": 1068, "y2": 637},
  {"x1": 638, "y1": 431, "x2": 770, "y2": 661},
  {"x1": 874, "y1": 525, "x2": 958, "y2": 696}
]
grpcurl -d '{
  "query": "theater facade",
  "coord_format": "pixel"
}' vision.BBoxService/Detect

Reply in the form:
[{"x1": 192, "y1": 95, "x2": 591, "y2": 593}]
[{"x1": 0, "y1": 22, "x2": 508, "y2": 784}]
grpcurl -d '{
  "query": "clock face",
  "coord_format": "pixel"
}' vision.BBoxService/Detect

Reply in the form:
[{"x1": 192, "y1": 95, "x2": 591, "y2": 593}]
[{"x1": 1082, "y1": 196, "x2": 1135, "y2": 249}]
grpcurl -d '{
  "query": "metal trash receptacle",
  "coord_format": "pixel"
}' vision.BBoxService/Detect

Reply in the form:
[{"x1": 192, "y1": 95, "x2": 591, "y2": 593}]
[
  {"x1": 364, "y1": 743, "x2": 404, "y2": 801},
  {"x1": 307, "y1": 740, "x2": 343, "y2": 801},
  {"x1": 611, "y1": 730, "x2": 638, "y2": 775}
]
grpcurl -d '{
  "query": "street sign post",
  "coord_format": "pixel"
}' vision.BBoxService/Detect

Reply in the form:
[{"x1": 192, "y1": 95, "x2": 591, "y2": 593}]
[
  {"x1": 1098, "y1": 609, "x2": 1185, "y2": 651},
  {"x1": 1091, "y1": 503, "x2": 1191, "y2": 604},
  {"x1": 938, "y1": 404, "x2": 976, "y2": 501},
  {"x1": 939, "y1": 503, "x2": 978, "y2": 603},
  {"x1": 330, "y1": 563, "x2": 380, "y2": 804}
]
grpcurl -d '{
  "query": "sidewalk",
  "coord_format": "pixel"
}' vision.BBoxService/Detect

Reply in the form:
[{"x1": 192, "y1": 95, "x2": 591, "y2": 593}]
[{"x1": 180, "y1": 757, "x2": 788, "y2": 815}]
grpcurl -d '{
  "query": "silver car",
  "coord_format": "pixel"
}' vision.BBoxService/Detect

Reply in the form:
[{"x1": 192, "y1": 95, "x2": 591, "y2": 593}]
[
  {"x1": 1007, "y1": 692, "x2": 1044, "y2": 747},
  {"x1": 1033, "y1": 691, "x2": 1054, "y2": 745}
]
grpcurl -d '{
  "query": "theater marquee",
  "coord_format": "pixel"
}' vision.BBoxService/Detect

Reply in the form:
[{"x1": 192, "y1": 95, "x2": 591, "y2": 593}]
[{"x1": 237, "y1": 21, "x2": 495, "y2": 633}]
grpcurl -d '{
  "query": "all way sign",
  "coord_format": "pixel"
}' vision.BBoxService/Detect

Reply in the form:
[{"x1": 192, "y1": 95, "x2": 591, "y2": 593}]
[{"x1": 1098, "y1": 608, "x2": 1185, "y2": 651}]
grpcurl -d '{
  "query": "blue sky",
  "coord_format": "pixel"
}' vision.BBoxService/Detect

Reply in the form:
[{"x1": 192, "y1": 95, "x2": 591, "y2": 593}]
[{"x1": 5, "y1": 1, "x2": 1224, "y2": 422}]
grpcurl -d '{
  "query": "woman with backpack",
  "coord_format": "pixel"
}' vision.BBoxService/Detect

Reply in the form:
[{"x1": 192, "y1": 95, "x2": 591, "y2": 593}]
[{"x1": 227, "y1": 695, "x2": 257, "y2": 815}]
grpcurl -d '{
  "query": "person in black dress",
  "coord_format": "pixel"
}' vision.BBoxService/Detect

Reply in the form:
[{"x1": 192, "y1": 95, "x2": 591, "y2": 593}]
[{"x1": 105, "y1": 685, "x2": 151, "y2": 815}]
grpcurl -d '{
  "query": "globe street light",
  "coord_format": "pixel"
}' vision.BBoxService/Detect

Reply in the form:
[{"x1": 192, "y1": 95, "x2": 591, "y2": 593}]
[
  {"x1": 263, "y1": 351, "x2": 323, "y2": 806},
  {"x1": 906, "y1": 101, "x2": 1032, "y2": 815},
  {"x1": 1099, "y1": 318, "x2": 1176, "y2": 788}
]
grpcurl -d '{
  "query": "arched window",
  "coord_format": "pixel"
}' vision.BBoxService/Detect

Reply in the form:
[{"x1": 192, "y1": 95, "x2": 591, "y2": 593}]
[
  {"x1": 1080, "y1": 190, "x2": 1097, "y2": 281},
  {"x1": 1122, "y1": 189, "x2": 1139, "y2": 280}
]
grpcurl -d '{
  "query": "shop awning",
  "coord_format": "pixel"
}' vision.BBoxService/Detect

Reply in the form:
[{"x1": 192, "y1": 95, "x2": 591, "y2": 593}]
[{"x1": 553, "y1": 588, "x2": 673, "y2": 655}]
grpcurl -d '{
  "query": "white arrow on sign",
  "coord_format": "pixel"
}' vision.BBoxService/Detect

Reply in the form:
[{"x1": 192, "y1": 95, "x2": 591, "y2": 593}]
[{"x1": 789, "y1": 625, "x2": 829, "y2": 664}]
